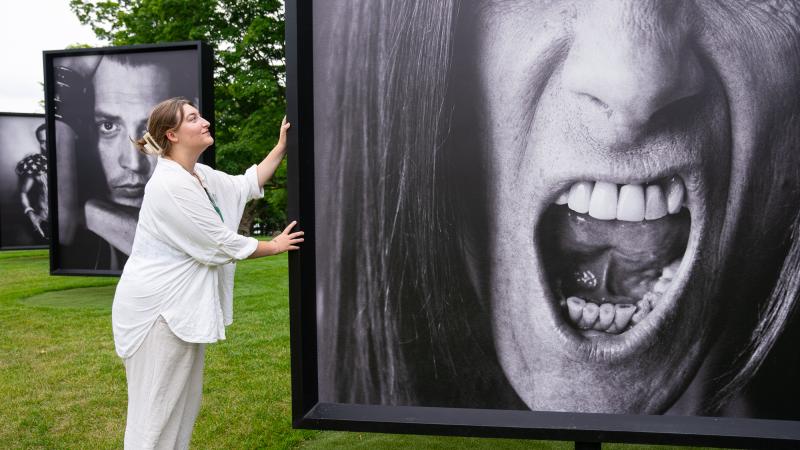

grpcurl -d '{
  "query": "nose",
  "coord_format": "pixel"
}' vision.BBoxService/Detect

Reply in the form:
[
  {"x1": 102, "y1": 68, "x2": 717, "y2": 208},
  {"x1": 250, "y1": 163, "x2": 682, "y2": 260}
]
[
  {"x1": 561, "y1": 0, "x2": 705, "y2": 143},
  {"x1": 121, "y1": 140, "x2": 150, "y2": 174}
]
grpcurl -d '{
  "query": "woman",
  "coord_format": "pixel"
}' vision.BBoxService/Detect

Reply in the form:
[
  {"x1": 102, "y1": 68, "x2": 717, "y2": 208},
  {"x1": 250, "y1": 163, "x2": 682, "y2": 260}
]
[
  {"x1": 111, "y1": 97, "x2": 303, "y2": 448},
  {"x1": 317, "y1": 0, "x2": 800, "y2": 418}
]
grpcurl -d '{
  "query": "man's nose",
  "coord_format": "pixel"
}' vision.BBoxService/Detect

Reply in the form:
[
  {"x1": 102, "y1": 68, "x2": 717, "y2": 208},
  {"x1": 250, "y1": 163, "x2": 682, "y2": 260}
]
[
  {"x1": 121, "y1": 141, "x2": 150, "y2": 173},
  {"x1": 561, "y1": 0, "x2": 704, "y2": 144}
]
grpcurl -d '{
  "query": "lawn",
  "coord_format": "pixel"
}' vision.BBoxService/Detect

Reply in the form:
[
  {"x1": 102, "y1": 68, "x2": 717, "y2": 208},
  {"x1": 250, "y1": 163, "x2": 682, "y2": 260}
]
[{"x1": 0, "y1": 249, "x2": 720, "y2": 449}]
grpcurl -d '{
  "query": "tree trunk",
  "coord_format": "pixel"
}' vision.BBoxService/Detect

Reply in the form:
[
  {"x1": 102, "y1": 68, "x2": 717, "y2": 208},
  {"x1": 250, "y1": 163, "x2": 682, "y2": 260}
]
[{"x1": 238, "y1": 201, "x2": 258, "y2": 236}]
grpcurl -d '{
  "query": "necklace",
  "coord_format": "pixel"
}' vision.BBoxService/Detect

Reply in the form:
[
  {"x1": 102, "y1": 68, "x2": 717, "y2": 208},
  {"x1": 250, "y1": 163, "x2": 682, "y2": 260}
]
[{"x1": 192, "y1": 172, "x2": 224, "y2": 222}]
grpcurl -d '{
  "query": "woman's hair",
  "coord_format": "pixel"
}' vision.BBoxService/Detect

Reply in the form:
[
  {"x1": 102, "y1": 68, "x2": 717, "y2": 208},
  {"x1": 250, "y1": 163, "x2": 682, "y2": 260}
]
[
  {"x1": 320, "y1": 0, "x2": 521, "y2": 408},
  {"x1": 132, "y1": 97, "x2": 195, "y2": 157},
  {"x1": 320, "y1": 0, "x2": 800, "y2": 414}
]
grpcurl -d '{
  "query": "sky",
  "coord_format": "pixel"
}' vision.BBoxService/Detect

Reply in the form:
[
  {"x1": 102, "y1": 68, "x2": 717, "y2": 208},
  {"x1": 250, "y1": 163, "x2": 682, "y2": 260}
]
[{"x1": 0, "y1": 0, "x2": 104, "y2": 113}]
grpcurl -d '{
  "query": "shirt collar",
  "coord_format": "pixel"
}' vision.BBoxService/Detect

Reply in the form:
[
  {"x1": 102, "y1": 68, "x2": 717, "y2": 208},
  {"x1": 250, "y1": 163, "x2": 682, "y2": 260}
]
[{"x1": 157, "y1": 156, "x2": 207, "y2": 184}]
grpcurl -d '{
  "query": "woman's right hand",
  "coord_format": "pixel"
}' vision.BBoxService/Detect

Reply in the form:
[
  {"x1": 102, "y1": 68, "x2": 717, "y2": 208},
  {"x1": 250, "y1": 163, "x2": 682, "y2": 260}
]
[{"x1": 269, "y1": 221, "x2": 304, "y2": 254}]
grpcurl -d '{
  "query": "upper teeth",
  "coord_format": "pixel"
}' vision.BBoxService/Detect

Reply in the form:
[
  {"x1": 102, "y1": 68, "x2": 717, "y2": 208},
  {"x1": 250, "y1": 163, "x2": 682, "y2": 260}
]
[{"x1": 555, "y1": 176, "x2": 686, "y2": 221}]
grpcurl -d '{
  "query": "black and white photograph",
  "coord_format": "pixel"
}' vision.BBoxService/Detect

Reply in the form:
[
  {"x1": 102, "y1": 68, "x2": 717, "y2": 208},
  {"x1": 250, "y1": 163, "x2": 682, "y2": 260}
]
[
  {"x1": 44, "y1": 42, "x2": 212, "y2": 275},
  {"x1": 298, "y1": 0, "x2": 800, "y2": 441},
  {"x1": 0, "y1": 113, "x2": 48, "y2": 249}
]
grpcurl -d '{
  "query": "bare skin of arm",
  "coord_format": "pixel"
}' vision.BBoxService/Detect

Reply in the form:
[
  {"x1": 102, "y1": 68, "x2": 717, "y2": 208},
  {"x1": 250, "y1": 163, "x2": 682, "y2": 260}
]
[
  {"x1": 250, "y1": 117, "x2": 303, "y2": 258},
  {"x1": 247, "y1": 221, "x2": 303, "y2": 258},
  {"x1": 256, "y1": 117, "x2": 291, "y2": 187},
  {"x1": 19, "y1": 176, "x2": 45, "y2": 238},
  {"x1": 85, "y1": 199, "x2": 138, "y2": 255}
]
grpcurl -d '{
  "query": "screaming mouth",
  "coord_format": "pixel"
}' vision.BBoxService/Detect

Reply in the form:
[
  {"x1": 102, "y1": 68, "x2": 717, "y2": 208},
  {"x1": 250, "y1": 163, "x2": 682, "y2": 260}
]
[{"x1": 540, "y1": 176, "x2": 690, "y2": 335}]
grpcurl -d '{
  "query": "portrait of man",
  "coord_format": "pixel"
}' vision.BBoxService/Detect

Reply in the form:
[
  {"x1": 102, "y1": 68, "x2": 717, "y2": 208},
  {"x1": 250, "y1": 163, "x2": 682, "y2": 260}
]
[
  {"x1": 17, "y1": 123, "x2": 49, "y2": 239},
  {"x1": 0, "y1": 114, "x2": 48, "y2": 249},
  {"x1": 313, "y1": 0, "x2": 800, "y2": 421},
  {"x1": 49, "y1": 48, "x2": 201, "y2": 272}
]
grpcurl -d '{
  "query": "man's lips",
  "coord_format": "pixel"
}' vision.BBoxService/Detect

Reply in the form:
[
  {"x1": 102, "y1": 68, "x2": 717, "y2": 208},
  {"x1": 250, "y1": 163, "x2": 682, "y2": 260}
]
[{"x1": 111, "y1": 181, "x2": 146, "y2": 197}]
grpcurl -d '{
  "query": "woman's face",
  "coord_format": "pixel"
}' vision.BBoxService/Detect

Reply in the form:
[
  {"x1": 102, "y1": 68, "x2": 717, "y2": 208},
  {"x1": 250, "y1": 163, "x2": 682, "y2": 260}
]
[
  {"x1": 466, "y1": 0, "x2": 800, "y2": 413},
  {"x1": 170, "y1": 104, "x2": 213, "y2": 151}
]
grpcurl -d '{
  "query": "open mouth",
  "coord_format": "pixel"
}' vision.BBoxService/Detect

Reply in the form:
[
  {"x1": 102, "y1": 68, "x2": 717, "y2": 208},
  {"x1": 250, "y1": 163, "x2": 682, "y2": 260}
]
[{"x1": 539, "y1": 176, "x2": 690, "y2": 336}]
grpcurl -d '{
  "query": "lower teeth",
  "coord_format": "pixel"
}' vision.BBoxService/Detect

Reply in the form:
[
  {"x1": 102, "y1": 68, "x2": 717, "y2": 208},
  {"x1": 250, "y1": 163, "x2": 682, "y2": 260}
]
[{"x1": 561, "y1": 259, "x2": 681, "y2": 334}]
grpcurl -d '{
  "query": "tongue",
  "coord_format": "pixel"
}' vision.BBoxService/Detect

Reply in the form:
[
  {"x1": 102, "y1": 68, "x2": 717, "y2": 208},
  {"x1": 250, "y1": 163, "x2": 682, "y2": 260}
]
[{"x1": 540, "y1": 207, "x2": 690, "y2": 303}]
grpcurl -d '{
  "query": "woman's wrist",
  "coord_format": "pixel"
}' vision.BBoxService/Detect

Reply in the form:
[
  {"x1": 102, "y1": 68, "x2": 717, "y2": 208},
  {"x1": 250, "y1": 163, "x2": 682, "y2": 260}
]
[
  {"x1": 270, "y1": 144, "x2": 287, "y2": 159},
  {"x1": 249, "y1": 239, "x2": 277, "y2": 259},
  {"x1": 267, "y1": 239, "x2": 280, "y2": 256}
]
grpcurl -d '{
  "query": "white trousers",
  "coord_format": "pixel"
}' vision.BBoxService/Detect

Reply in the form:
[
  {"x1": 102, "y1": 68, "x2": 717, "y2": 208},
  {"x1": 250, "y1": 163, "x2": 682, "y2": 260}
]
[{"x1": 123, "y1": 316, "x2": 205, "y2": 450}]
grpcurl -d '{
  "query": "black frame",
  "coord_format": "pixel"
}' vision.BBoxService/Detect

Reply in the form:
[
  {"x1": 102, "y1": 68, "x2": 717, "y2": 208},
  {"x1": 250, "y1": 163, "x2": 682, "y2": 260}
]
[
  {"x1": 285, "y1": 1, "x2": 800, "y2": 448},
  {"x1": 0, "y1": 112, "x2": 48, "y2": 251},
  {"x1": 43, "y1": 41, "x2": 214, "y2": 276}
]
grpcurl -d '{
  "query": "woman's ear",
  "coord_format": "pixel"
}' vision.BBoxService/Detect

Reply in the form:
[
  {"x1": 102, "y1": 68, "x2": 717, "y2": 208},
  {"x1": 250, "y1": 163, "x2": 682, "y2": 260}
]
[{"x1": 166, "y1": 130, "x2": 178, "y2": 143}]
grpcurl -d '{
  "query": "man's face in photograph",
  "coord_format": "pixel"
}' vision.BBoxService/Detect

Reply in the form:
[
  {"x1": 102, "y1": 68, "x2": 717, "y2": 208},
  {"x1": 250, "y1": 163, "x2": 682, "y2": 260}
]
[
  {"x1": 35, "y1": 127, "x2": 46, "y2": 154},
  {"x1": 93, "y1": 57, "x2": 169, "y2": 208}
]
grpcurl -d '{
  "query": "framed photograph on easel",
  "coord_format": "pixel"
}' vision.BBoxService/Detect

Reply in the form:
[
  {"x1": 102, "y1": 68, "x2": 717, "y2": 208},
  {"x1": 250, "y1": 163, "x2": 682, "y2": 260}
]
[
  {"x1": 44, "y1": 41, "x2": 213, "y2": 275},
  {"x1": 0, "y1": 112, "x2": 48, "y2": 250}
]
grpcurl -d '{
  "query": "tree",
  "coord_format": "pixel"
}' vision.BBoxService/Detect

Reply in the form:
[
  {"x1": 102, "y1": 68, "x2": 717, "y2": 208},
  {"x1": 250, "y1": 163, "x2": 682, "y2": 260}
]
[{"x1": 69, "y1": 0, "x2": 288, "y2": 234}]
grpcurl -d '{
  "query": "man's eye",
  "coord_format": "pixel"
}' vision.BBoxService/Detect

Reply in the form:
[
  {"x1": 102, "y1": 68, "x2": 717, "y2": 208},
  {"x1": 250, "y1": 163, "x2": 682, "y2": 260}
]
[{"x1": 97, "y1": 121, "x2": 119, "y2": 134}]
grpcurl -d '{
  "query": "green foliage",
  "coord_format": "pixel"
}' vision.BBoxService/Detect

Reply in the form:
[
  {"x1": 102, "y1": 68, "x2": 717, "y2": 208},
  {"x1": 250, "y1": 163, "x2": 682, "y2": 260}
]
[{"x1": 69, "y1": 0, "x2": 288, "y2": 231}]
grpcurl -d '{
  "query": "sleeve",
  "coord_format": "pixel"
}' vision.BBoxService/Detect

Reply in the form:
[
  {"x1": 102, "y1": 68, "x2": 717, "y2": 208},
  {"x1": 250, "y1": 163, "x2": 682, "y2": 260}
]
[
  {"x1": 216, "y1": 164, "x2": 265, "y2": 208},
  {"x1": 151, "y1": 176, "x2": 258, "y2": 266},
  {"x1": 15, "y1": 155, "x2": 33, "y2": 176},
  {"x1": 15, "y1": 158, "x2": 26, "y2": 176},
  {"x1": 240, "y1": 165, "x2": 265, "y2": 202}
]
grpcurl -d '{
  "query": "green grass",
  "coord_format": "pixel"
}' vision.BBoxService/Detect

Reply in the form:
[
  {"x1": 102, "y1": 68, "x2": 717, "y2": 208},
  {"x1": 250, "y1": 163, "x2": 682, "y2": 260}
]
[
  {"x1": 20, "y1": 285, "x2": 116, "y2": 309},
  {"x1": 0, "y1": 250, "x2": 723, "y2": 449}
]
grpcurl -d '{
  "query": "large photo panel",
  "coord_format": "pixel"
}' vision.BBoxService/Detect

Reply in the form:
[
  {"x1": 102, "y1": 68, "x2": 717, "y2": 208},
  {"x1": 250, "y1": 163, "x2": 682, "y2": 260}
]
[
  {"x1": 44, "y1": 42, "x2": 213, "y2": 275},
  {"x1": 292, "y1": 0, "x2": 800, "y2": 446},
  {"x1": 0, "y1": 113, "x2": 48, "y2": 249}
]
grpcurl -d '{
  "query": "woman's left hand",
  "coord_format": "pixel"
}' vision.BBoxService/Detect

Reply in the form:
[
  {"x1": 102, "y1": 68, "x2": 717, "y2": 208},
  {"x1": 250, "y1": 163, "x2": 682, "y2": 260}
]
[
  {"x1": 258, "y1": 116, "x2": 292, "y2": 186},
  {"x1": 276, "y1": 116, "x2": 290, "y2": 155}
]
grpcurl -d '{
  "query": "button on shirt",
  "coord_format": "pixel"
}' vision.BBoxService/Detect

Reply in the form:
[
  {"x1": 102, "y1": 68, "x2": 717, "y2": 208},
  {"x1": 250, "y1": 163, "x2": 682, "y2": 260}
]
[{"x1": 112, "y1": 157, "x2": 263, "y2": 358}]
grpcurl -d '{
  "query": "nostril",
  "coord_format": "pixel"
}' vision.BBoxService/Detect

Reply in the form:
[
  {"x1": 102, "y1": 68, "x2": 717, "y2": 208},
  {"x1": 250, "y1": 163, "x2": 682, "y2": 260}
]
[
  {"x1": 561, "y1": 0, "x2": 705, "y2": 143},
  {"x1": 648, "y1": 90, "x2": 703, "y2": 123}
]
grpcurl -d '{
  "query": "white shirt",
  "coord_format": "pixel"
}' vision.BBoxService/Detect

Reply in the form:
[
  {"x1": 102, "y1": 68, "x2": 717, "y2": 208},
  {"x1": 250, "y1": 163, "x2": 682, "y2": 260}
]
[{"x1": 112, "y1": 157, "x2": 262, "y2": 358}]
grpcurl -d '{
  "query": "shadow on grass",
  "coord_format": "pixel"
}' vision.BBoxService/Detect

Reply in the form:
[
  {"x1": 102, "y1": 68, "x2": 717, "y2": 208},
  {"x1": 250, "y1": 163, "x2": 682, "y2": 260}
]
[{"x1": 19, "y1": 285, "x2": 116, "y2": 309}]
